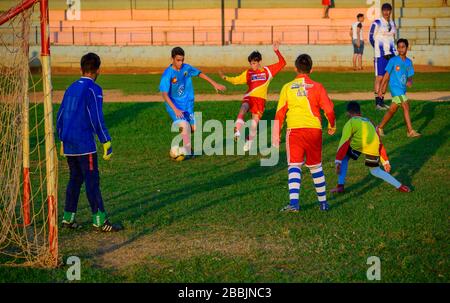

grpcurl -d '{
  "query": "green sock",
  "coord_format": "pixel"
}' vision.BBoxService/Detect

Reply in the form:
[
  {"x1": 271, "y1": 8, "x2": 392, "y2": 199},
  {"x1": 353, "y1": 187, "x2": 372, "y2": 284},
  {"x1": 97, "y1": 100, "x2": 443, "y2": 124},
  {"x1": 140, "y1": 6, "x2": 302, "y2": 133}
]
[
  {"x1": 63, "y1": 211, "x2": 75, "y2": 223},
  {"x1": 92, "y1": 211, "x2": 107, "y2": 226}
]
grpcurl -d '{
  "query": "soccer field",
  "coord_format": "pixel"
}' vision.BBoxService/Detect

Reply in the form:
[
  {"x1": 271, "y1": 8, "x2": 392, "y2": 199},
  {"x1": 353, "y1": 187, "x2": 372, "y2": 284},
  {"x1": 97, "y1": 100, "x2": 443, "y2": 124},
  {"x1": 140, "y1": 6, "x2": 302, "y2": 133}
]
[
  {"x1": 1, "y1": 98, "x2": 448, "y2": 282},
  {"x1": 32, "y1": 72, "x2": 450, "y2": 95}
]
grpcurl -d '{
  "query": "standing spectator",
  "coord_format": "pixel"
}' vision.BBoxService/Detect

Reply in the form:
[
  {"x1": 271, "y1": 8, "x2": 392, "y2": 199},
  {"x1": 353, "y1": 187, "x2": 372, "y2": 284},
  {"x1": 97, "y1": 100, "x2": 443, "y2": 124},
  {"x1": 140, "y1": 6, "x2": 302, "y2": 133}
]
[
  {"x1": 369, "y1": 3, "x2": 397, "y2": 110},
  {"x1": 350, "y1": 13, "x2": 365, "y2": 70},
  {"x1": 322, "y1": 0, "x2": 334, "y2": 19}
]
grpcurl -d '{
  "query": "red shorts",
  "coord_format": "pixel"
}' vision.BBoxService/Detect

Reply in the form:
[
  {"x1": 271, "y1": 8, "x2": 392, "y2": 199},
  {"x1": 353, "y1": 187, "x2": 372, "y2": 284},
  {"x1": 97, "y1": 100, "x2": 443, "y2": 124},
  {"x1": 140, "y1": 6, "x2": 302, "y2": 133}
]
[
  {"x1": 243, "y1": 97, "x2": 266, "y2": 118},
  {"x1": 286, "y1": 128, "x2": 323, "y2": 167}
]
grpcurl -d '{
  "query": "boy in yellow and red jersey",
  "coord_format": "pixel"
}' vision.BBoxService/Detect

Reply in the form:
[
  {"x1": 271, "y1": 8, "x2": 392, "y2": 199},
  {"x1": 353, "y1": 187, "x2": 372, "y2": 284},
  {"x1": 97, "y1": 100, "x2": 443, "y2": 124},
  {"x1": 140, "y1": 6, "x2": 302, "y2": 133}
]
[
  {"x1": 330, "y1": 101, "x2": 411, "y2": 194},
  {"x1": 272, "y1": 54, "x2": 336, "y2": 212},
  {"x1": 219, "y1": 41, "x2": 286, "y2": 152}
]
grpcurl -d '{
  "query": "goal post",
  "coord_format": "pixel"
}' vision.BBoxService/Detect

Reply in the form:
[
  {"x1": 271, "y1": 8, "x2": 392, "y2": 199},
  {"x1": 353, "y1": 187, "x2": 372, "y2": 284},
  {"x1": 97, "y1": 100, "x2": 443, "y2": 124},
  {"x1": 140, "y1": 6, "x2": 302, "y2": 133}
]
[{"x1": 0, "y1": 0, "x2": 58, "y2": 267}]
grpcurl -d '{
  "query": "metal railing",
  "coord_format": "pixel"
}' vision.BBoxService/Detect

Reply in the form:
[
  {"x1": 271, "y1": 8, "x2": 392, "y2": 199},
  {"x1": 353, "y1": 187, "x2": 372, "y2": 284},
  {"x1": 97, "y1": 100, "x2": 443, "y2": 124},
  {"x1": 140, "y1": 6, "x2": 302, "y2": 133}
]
[{"x1": 1, "y1": 25, "x2": 448, "y2": 46}]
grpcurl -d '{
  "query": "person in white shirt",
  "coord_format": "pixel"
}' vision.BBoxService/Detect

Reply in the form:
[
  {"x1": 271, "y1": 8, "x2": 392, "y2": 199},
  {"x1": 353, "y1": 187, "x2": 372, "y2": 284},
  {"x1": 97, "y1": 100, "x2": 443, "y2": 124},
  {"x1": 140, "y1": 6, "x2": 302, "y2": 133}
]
[
  {"x1": 369, "y1": 3, "x2": 397, "y2": 110},
  {"x1": 350, "y1": 13, "x2": 365, "y2": 71}
]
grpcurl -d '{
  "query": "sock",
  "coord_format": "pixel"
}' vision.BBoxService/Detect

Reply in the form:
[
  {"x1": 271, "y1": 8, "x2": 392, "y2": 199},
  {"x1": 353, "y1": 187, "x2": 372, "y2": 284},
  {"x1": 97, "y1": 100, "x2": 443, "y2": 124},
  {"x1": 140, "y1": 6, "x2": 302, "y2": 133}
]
[
  {"x1": 288, "y1": 165, "x2": 302, "y2": 209},
  {"x1": 248, "y1": 118, "x2": 259, "y2": 142},
  {"x1": 375, "y1": 92, "x2": 380, "y2": 104},
  {"x1": 92, "y1": 211, "x2": 107, "y2": 226},
  {"x1": 310, "y1": 165, "x2": 327, "y2": 204},
  {"x1": 338, "y1": 156, "x2": 349, "y2": 185},
  {"x1": 63, "y1": 211, "x2": 75, "y2": 223},
  {"x1": 235, "y1": 118, "x2": 245, "y2": 133},
  {"x1": 369, "y1": 167, "x2": 401, "y2": 188},
  {"x1": 181, "y1": 131, "x2": 191, "y2": 154}
]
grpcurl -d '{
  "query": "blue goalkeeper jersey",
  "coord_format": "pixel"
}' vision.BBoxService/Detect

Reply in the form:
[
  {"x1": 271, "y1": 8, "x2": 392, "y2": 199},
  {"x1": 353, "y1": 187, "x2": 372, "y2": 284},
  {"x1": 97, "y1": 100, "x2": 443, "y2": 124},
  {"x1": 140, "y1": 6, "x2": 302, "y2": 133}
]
[
  {"x1": 159, "y1": 63, "x2": 201, "y2": 111},
  {"x1": 56, "y1": 77, "x2": 111, "y2": 155},
  {"x1": 385, "y1": 55, "x2": 414, "y2": 97}
]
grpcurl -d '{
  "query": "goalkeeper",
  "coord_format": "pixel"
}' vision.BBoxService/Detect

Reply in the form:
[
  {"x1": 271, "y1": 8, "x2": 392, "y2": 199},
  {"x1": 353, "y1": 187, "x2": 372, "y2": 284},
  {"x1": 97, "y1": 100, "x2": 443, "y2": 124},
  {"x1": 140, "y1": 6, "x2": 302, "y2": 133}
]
[{"x1": 56, "y1": 53, "x2": 122, "y2": 232}]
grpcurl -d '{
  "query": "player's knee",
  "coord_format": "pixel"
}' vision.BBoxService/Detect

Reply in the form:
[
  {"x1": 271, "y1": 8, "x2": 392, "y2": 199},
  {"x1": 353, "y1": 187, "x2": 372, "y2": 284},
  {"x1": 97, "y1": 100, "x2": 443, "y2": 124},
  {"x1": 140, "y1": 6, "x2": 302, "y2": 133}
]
[{"x1": 369, "y1": 167, "x2": 380, "y2": 176}]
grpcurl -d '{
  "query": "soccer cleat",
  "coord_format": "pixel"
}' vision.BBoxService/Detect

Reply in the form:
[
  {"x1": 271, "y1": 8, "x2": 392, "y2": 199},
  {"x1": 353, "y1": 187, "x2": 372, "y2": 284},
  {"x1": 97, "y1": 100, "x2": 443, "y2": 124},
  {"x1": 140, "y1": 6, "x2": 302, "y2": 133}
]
[
  {"x1": 93, "y1": 220, "x2": 123, "y2": 232},
  {"x1": 330, "y1": 184, "x2": 345, "y2": 194},
  {"x1": 319, "y1": 202, "x2": 330, "y2": 211},
  {"x1": 407, "y1": 130, "x2": 421, "y2": 138},
  {"x1": 376, "y1": 104, "x2": 388, "y2": 111},
  {"x1": 280, "y1": 204, "x2": 300, "y2": 213},
  {"x1": 233, "y1": 127, "x2": 240, "y2": 142},
  {"x1": 243, "y1": 139, "x2": 253, "y2": 152},
  {"x1": 397, "y1": 184, "x2": 411, "y2": 192},
  {"x1": 62, "y1": 220, "x2": 82, "y2": 230}
]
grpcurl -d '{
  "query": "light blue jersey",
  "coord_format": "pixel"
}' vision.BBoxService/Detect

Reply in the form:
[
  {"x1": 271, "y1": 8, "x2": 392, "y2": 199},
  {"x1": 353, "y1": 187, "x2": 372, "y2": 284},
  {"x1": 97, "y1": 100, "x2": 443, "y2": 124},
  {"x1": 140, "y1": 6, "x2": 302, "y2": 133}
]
[
  {"x1": 385, "y1": 56, "x2": 414, "y2": 97},
  {"x1": 159, "y1": 63, "x2": 201, "y2": 125}
]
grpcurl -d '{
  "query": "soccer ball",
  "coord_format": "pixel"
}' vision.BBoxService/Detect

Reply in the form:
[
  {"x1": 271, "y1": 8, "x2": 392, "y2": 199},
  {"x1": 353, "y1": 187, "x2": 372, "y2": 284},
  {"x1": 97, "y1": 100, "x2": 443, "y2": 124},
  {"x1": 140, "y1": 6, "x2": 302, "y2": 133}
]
[{"x1": 169, "y1": 146, "x2": 186, "y2": 161}]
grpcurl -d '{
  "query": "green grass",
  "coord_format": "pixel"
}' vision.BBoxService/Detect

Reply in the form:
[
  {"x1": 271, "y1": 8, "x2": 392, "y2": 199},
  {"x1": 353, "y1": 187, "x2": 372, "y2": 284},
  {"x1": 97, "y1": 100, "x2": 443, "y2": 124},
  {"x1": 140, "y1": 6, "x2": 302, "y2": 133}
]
[
  {"x1": 31, "y1": 72, "x2": 450, "y2": 95},
  {"x1": 1, "y1": 99, "x2": 448, "y2": 282}
]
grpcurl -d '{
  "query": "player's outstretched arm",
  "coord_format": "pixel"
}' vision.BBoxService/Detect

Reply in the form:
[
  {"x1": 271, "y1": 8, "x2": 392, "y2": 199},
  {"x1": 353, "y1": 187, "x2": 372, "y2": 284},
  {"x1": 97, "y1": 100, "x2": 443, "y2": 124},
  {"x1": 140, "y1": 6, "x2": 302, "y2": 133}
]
[
  {"x1": 268, "y1": 41, "x2": 286, "y2": 76},
  {"x1": 162, "y1": 92, "x2": 184, "y2": 118},
  {"x1": 199, "y1": 73, "x2": 226, "y2": 93},
  {"x1": 220, "y1": 70, "x2": 247, "y2": 85}
]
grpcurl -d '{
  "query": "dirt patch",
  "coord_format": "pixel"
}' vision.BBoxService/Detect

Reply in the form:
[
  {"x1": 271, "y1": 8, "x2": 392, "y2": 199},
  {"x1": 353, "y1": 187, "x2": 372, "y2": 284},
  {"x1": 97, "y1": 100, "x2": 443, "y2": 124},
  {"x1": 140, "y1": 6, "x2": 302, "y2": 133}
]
[
  {"x1": 63, "y1": 226, "x2": 293, "y2": 270},
  {"x1": 41, "y1": 90, "x2": 450, "y2": 103}
]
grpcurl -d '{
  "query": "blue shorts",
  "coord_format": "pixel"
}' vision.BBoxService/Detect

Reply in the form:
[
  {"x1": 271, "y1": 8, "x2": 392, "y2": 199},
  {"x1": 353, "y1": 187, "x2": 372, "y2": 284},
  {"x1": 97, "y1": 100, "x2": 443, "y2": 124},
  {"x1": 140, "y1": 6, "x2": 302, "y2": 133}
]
[
  {"x1": 166, "y1": 104, "x2": 195, "y2": 126},
  {"x1": 374, "y1": 55, "x2": 394, "y2": 77},
  {"x1": 352, "y1": 40, "x2": 364, "y2": 54}
]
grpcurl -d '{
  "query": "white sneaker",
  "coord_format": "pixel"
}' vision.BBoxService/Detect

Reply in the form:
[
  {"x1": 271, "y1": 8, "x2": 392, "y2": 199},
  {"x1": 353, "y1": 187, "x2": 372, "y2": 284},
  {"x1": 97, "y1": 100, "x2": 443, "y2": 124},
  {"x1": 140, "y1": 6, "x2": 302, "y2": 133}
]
[
  {"x1": 234, "y1": 130, "x2": 240, "y2": 142},
  {"x1": 243, "y1": 140, "x2": 253, "y2": 152}
]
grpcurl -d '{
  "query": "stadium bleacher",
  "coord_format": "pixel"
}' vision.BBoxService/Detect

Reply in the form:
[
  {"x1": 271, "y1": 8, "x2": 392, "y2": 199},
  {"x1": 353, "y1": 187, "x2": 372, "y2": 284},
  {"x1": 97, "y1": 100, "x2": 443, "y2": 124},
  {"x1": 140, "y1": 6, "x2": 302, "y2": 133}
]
[{"x1": 1, "y1": 0, "x2": 448, "y2": 46}]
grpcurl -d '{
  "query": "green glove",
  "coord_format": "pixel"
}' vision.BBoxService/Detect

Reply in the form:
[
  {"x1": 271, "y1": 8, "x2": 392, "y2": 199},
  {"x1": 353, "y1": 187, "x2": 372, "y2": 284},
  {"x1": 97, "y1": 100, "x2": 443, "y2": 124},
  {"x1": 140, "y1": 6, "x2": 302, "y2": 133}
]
[
  {"x1": 103, "y1": 141, "x2": 112, "y2": 160},
  {"x1": 60, "y1": 142, "x2": 65, "y2": 157}
]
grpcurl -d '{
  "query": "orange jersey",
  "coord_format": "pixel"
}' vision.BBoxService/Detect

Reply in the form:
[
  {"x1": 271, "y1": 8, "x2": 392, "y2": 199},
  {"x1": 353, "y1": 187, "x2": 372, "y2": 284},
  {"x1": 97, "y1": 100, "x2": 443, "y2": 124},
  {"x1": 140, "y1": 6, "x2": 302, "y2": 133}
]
[
  {"x1": 223, "y1": 50, "x2": 286, "y2": 101},
  {"x1": 273, "y1": 74, "x2": 336, "y2": 145}
]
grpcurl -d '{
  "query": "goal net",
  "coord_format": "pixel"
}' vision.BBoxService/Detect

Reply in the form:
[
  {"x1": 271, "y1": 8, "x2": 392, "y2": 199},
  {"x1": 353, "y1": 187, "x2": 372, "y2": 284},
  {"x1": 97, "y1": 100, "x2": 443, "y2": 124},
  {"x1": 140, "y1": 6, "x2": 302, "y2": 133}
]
[{"x1": 0, "y1": 0, "x2": 58, "y2": 267}]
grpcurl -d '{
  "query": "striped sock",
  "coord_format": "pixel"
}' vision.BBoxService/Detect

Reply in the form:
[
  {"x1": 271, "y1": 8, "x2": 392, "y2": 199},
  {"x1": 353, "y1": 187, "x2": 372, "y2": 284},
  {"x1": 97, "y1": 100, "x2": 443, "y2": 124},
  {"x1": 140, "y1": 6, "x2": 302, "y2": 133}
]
[
  {"x1": 288, "y1": 165, "x2": 302, "y2": 209},
  {"x1": 310, "y1": 165, "x2": 327, "y2": 204}
]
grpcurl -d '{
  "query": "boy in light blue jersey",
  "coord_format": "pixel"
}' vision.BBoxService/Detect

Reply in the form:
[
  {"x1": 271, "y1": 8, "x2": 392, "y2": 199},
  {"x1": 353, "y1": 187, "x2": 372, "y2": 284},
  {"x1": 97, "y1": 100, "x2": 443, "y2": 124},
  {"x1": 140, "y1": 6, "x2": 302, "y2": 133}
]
[
  {"x1": 159, "y1": 47, "x2": 226, "y2": 157},
  {"x1": 377, "y1": 39, "x2": 421, "y2": 138}
]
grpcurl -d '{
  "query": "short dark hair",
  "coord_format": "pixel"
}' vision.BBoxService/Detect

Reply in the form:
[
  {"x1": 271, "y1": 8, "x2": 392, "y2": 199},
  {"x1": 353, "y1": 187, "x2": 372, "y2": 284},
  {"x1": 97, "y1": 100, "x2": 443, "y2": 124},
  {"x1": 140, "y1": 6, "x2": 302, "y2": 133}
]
[
  {"x1": 357, "y1": 13, "x2": 364, "y2": 19},
  {"x1": 81, "y1": 52, "x2": 101, "y2": 74},
  {"x1": 295, "y1": 54, "x2": 313, "y2": 74},
  {"x1": 171, "y1": 47, "x2": 185, "y2": 58},
  {"x1": 381, "y1": 3, "x2": 392, "y2": 11},
  {"x1": 397, "y1": 38, "x2": 409, "y2": 48},
  {"x1": 347, "y1": 101, "x2": 361, "y2": 114},
  {"x1": 248, "y1": 51, "x2": 262, "y2": 62}
]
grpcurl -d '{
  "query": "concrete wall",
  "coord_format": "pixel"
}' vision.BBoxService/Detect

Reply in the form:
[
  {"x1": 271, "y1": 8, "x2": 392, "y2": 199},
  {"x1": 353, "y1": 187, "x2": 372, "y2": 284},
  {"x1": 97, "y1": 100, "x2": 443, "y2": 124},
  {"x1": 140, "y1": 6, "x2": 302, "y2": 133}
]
[{"x1": 29, "y1": 44, "x2": 450, "y2": 71}]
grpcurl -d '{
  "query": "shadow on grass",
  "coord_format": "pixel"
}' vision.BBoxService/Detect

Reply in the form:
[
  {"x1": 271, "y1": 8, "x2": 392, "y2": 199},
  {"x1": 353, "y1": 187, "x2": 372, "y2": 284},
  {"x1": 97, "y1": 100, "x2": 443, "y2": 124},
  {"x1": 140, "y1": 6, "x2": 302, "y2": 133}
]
[
  {"x1": 103, "y1": 102, "x2": 161, "y2": 130},
  {"x1": 70, "y1": 156, "x2": 287, "y2": 261}
]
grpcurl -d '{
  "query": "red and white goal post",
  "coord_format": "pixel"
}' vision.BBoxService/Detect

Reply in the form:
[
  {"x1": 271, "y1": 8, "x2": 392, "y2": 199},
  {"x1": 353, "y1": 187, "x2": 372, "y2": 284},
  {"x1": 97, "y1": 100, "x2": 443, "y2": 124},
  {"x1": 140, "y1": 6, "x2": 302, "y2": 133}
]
[{"x1": 0, "y1": 0, "x2": 58, "y2": 267}]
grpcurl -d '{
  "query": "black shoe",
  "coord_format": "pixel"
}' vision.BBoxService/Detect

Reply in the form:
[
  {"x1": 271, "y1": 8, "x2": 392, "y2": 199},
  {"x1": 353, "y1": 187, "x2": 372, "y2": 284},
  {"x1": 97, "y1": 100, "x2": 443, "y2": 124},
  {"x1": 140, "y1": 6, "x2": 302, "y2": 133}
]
[
  {"x1": 93, "y1": 220, "x2": 123, "y2": 232},
  {"x1": 62, "y1": 220, "x2": 82, "y2": 230}
]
